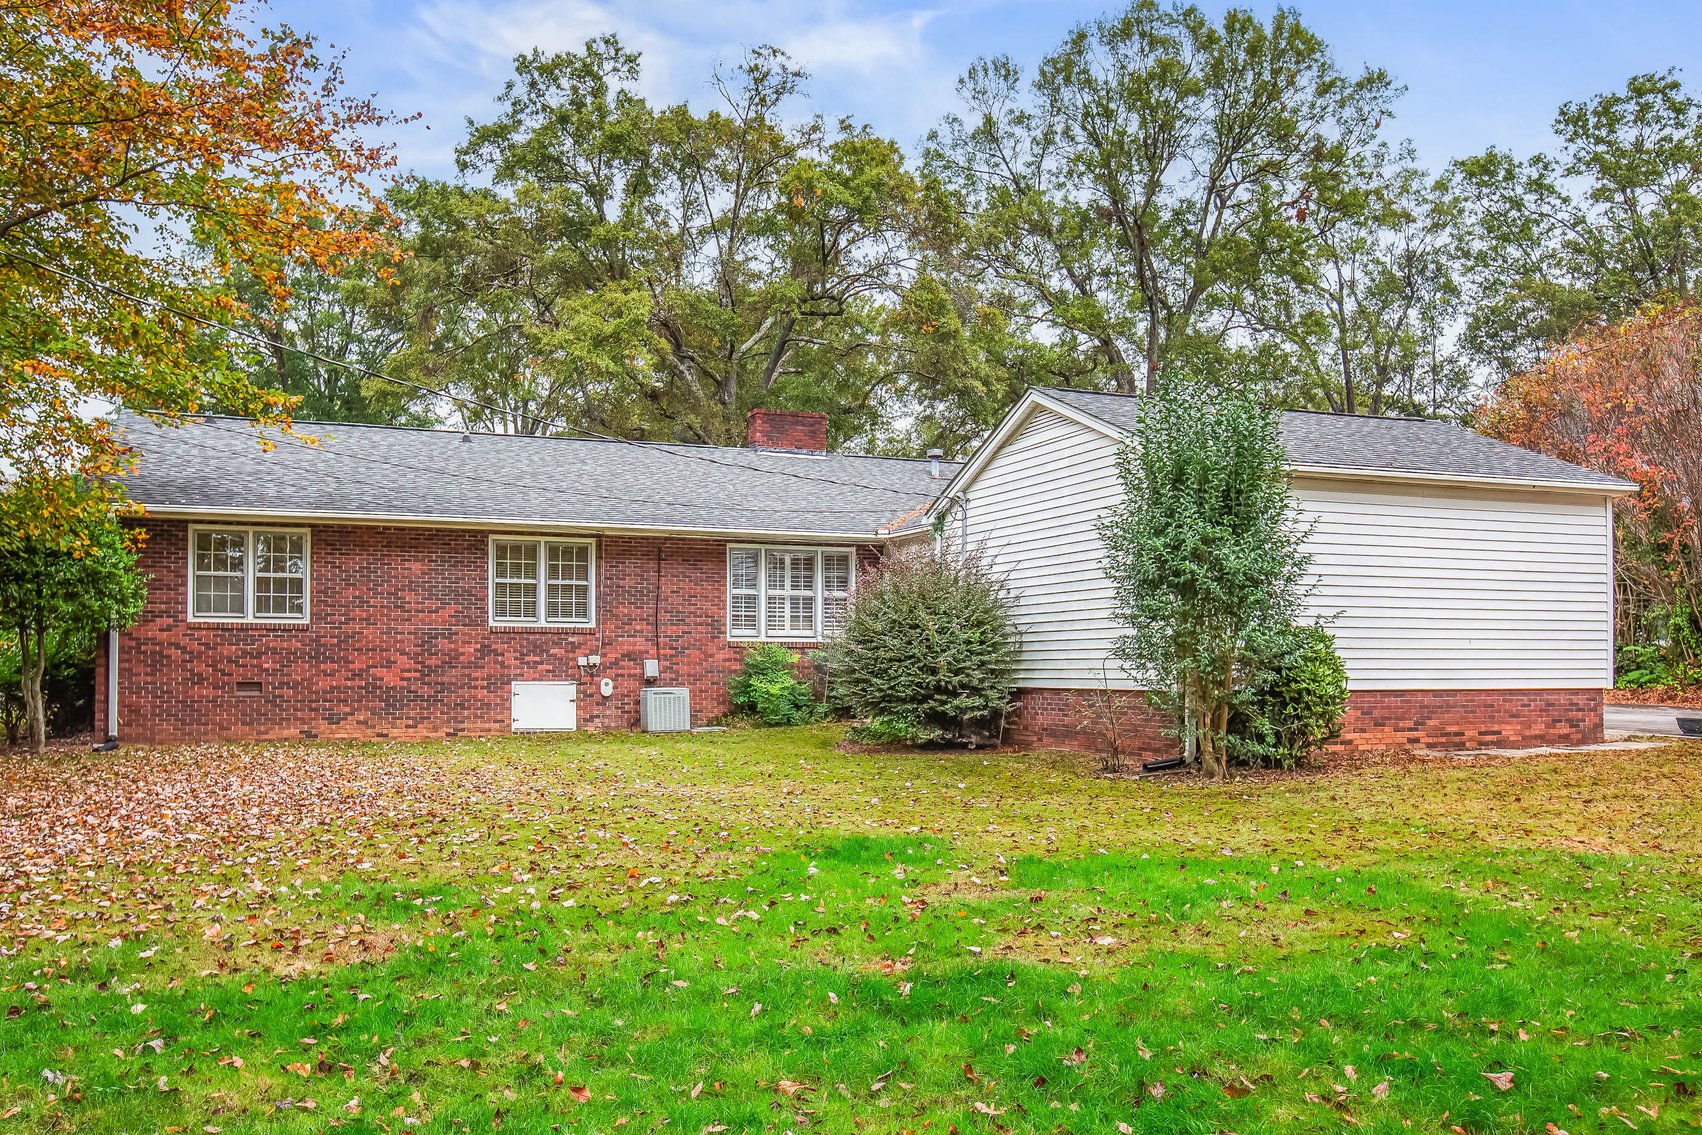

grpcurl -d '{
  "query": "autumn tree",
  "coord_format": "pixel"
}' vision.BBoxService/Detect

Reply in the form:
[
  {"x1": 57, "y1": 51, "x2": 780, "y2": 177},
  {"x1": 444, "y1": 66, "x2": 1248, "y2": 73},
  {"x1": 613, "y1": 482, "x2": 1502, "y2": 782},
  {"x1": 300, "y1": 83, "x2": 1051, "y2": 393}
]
[
  {"x1": 1453, "y1": 71, "x2": 1702, "y2": 375},
  {"x1": 1480, "y1": 302, "x2": 1702, "y2": 679},
  {"x1": 925, "y1": 0, "x2": 1395, "y2": 394},
  {"x1": 0, "y1": 0, "x2": 403, "y2": 521},
  {"x1": 0, "y1": 480, "x2": 146, "y2": 752}
]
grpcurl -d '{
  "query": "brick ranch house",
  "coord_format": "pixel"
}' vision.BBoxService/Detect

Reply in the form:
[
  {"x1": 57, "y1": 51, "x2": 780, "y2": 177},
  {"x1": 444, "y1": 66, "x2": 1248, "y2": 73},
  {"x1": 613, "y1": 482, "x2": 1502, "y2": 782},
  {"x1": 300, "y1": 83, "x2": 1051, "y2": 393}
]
[
  {"x1": 98, "y1": 409, "x2": 940, "y2": 743},
  {"x1": 100, "y1": 394, "x2": 1635, "y2": 752}
]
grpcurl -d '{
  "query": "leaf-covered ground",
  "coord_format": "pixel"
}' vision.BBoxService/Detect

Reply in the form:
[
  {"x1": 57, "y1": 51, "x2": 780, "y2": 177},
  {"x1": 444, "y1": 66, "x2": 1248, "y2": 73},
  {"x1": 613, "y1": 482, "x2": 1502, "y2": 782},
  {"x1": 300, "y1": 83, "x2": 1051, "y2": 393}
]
[{"x1": 1, "y1": 729, "x2": 1698, "y2": 1133}]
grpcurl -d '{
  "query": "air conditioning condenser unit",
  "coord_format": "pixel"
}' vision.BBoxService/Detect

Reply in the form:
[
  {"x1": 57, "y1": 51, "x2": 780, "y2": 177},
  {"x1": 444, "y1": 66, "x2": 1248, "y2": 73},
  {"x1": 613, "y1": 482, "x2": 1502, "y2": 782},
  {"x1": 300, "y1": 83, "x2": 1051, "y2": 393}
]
[{"x1": 639, "y1": 687, "x2": 691, "y2": 733}]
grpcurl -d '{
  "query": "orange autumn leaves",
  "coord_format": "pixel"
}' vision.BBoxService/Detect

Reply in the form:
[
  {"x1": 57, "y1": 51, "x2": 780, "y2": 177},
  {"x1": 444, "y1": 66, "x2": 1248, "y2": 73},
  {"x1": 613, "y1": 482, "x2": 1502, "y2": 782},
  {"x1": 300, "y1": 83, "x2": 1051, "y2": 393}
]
[
  {"x1": 1, "y1": 0, "x2": 406, "y2": 525},
  {"x1": 1480, "y1": 300, "x2": 1702, "y2": 660}
]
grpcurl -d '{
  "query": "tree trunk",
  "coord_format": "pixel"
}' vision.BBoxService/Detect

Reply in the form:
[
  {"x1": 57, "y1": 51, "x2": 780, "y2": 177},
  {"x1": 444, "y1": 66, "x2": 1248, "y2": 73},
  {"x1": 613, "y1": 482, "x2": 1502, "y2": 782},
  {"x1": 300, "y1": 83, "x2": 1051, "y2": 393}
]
[
  {"x1": 19, "y1": 622, "x2": 46, "y2": 754},
  {"x1": 1339, "y1": 342, "x2": 1356, "y2": 415}
]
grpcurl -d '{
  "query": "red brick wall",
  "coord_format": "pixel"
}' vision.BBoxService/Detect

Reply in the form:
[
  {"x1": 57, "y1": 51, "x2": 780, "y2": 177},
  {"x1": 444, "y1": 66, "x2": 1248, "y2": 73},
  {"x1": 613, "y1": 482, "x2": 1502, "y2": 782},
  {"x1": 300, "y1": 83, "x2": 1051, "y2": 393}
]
[
  {"x1": 97, "y1": 520, "x2": 874, "y2": 744},
  {"x1": 1006, "y1": 686, "x2": 1604, "y2": 757},
  {"x1": 1332, "y1": 688, "x2": 1604, "y2": 750},
  {"x1": 1004, "y1": 688, "x2": 1179, "y2": 762},
  {"x1": 746, "y1": 408, "x2": 828, "y2": 452}
]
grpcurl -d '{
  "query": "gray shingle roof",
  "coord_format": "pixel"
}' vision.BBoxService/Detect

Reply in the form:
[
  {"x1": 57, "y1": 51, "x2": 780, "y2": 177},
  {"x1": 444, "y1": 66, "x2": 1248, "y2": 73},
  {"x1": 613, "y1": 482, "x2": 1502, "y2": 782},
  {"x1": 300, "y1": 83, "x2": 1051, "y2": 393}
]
[
  {"x1": 1040, "y1": 388, "x2": 1634, "y2": 490},
  {"x1": 113, "y1": 413, "x2": 956, "y2": 539}
]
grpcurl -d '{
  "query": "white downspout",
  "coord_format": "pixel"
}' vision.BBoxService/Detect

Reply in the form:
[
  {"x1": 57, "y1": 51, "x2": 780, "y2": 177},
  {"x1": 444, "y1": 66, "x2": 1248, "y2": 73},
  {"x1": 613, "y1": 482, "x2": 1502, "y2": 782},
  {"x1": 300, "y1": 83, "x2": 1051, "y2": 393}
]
[{"x1": 105, "y1": 629, "x2": 118, "y2": 741}]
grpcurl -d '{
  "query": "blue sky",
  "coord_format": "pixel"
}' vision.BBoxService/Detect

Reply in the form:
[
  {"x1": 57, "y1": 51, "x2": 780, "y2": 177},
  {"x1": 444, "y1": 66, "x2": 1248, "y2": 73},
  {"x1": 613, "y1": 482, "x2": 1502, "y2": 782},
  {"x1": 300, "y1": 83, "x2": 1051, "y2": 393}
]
[{"x1": 281, "y1": 0, "x2": 1702, "y2": 180}]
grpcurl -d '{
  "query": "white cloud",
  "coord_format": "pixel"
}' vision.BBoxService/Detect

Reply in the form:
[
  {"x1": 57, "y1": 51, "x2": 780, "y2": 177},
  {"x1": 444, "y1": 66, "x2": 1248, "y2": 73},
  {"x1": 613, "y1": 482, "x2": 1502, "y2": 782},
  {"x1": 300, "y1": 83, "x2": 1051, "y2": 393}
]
[
  {"x1": 365, "y1": 0, "x2": 955, "y2": 175},
  {"x1": 777, "y1": 10, "x2": 935, "y2": 77}
]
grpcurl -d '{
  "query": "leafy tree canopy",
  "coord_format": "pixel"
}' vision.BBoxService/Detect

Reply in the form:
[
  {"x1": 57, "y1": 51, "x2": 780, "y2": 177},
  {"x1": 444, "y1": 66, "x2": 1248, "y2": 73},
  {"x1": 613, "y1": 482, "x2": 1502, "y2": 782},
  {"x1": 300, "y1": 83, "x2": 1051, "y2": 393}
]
[
  {"x1": 926, "y1": 1, "x2": 1396, "y2": 396},
  {"x1": 1453, "y1": 71, "x2": 1702, "y2": 374},
  {"x1": 372, "y1": 36, "x2": 983, "y2": 449},
  {"x1": 0, "y1": 0, "x2": 403, "y2": 525}
]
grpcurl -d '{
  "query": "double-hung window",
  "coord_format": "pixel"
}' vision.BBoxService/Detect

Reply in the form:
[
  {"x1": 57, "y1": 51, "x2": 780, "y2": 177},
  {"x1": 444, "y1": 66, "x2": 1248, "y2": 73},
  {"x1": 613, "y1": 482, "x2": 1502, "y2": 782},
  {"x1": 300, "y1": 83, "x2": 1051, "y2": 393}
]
[
  {"x1": 728, "y1": 546, "x2": 854, "y2": 640},
  {"x1": 489, "y1": 537, "x2": 595, "y2": 626},
  {"x1": 188, "y1": 527, "x2": 310, "y2": 622}
]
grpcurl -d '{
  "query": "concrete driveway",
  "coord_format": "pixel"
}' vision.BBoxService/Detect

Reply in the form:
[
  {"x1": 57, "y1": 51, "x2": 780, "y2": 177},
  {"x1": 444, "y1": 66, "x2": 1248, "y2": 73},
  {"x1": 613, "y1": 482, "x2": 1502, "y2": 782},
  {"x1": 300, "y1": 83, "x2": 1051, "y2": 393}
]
[{"x1": 1605, "y1": 703, "x2": 1701, "y2": 738}]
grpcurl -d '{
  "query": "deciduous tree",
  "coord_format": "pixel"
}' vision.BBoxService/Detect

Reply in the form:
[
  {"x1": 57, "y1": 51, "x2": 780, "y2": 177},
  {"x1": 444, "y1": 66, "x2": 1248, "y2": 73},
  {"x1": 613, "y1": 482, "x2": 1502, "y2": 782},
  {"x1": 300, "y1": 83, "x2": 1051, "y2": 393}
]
[
  {"x1": 926, "y1": 1, "x2": 1395, "y2": 394},
  {"x1": 1480, "y1": 302, "x2": 1702, "y2": 675},
  {"x1": 0, "y1": 0, "x2": 403, "y2": 522},
  {"x1": 0, "y1": 480, "x2": 146, "y2": 753},
  {"x1": 1453, "y1": 71, "x2": 1702, "y2": 375},
  {"x1": 379, "y1": 37, "x2": 948, "y2": 447}
]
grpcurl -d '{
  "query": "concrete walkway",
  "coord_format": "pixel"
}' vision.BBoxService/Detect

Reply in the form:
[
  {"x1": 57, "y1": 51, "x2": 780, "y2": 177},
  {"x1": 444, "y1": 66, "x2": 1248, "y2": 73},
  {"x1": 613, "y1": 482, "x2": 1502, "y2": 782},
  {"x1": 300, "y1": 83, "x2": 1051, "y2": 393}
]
[{"x1": 1604, "y1": 703, "x2": 1701, "y2": 738}]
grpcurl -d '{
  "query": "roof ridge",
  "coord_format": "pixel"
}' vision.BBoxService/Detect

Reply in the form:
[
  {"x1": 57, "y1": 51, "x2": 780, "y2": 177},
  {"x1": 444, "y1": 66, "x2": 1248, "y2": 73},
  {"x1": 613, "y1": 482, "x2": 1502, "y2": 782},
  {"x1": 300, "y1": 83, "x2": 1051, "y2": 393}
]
[{"x1": 1046, "y1": 387, "x2": 1444, "y2": 424}]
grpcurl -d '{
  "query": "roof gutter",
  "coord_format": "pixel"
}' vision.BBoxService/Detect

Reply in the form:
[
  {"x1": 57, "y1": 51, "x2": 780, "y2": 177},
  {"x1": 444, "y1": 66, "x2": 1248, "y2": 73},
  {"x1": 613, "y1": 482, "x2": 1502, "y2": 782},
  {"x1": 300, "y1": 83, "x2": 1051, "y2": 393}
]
[
  {"x1": 1285, "y1": 464, "x2": 1639, "y2": 497},
  {"x1": 132, "y1": 503, "x2": 909, "y2": 544}
]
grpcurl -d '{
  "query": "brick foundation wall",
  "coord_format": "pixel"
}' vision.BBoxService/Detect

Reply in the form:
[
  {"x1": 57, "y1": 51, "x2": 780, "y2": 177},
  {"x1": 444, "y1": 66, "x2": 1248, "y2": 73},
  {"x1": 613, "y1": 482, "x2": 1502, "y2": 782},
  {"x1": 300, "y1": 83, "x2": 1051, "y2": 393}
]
[
  {"x1": 97, "y1": 520, "x2": 874, "y2": 744},
  {"x1": 1006, "y1": 686, "x2": 1604, "y2": 757}
]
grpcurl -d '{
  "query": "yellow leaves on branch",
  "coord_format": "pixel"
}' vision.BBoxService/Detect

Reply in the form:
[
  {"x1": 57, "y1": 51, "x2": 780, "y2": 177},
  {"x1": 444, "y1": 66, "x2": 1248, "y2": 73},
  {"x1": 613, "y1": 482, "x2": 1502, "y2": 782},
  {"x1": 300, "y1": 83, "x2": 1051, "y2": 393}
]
[{"x1": 1, "y1": 0, "x2": 409, "y2": 526}]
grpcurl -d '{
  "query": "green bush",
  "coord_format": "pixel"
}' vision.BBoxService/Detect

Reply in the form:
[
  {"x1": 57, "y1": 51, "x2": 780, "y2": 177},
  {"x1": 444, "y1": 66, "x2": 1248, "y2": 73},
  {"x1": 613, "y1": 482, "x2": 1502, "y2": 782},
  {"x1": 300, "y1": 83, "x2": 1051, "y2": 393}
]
[
  {"x1": 847, "y1": 713, "x2": 948, "y2": 746},
  {"x1": 819, "y1": 550, "x2": 1017, "y2": 746},
  {"x1": 1228, "y1": 625, "x2": 1349, "y2": 768},
  {"x1": 728, "y1": 643, "x2": 826, "y2": 726},
  {"x1": 1615, "y1": 638, "x2": 1701, "y2": 689}
]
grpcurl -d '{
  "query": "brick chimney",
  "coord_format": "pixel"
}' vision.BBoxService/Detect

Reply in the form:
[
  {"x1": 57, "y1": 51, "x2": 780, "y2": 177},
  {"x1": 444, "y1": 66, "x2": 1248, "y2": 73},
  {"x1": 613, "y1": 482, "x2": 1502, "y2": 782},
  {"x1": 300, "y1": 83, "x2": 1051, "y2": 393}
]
[{"x1": 746, "y1": 407, "x2": 828, "y2": 453}]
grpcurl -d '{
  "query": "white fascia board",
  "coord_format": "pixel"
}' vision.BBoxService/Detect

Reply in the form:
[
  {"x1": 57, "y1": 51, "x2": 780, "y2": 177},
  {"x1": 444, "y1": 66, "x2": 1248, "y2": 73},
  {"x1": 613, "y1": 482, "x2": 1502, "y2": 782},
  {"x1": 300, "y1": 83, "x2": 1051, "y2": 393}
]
[
  {"x1": 134, "y1": 503, "x2": 894, "y2": 544},
  {"x1": 1287, "y1": 464, "x2": 1639, "y2": 498}
]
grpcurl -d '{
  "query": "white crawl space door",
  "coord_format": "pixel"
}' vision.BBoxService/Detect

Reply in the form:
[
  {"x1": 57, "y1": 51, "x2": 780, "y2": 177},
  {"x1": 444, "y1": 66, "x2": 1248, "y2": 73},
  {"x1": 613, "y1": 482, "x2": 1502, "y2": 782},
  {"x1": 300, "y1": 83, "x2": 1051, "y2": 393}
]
[{"x1": 511, "y1": 681, "x2": 577, "y2": 732}]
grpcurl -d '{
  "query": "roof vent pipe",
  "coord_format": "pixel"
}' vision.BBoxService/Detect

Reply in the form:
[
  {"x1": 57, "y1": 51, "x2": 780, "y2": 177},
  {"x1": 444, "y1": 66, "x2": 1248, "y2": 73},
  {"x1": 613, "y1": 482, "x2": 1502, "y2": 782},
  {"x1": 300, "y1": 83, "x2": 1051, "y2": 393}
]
[
  {"x1": 927, "y1": 448, "x2": 944, "y2": 479},
  {"x1": 460, "y1": 431, "x2": 473, "y2": 443}
]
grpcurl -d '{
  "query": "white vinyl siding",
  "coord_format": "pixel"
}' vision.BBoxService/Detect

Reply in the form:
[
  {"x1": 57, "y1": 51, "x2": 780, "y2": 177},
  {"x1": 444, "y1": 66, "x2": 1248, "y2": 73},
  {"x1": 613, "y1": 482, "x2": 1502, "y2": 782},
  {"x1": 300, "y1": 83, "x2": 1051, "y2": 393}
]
[
  {"x1": 489, "y1": 537, "x2": 595, "y2": 626},
  {"x1": 188, "y1": 526, "x2": 310, "y2": 622},
  {"x1": 955, "y1": 407, "x2": 1126, "y2": 687},
  {"x1": 956, "y1": 406, "x2": 1617, "y2": 691},
  {"x1": 1290, "y1": 478, "x2": 1615, "y2": 689},
  {"x1": 728, "y1": 546, "x2": 854, "y2": 641}
]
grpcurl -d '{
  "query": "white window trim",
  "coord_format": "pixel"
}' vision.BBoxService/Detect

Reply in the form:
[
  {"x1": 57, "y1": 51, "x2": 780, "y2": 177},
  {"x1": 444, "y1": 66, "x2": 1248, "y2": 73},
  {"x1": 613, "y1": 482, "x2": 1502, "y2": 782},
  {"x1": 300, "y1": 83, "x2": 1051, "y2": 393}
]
[
  {"x1": 488, "y1": 535, "x2": 597, "y2": 627},
  {"x1": 727, "y1": 544, "x2": 855, "y2": 642},
  {"x1": 186, "y1": 525, "x2": 312, "y2": 624}
]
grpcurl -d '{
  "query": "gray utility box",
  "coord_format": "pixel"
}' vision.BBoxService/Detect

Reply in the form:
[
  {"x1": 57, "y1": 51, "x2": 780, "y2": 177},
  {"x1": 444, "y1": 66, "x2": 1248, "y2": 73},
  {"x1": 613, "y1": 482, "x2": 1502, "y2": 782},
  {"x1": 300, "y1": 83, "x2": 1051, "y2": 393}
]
[{"x1": 639, "y1": 687, "x2": 691, "y2": 733}]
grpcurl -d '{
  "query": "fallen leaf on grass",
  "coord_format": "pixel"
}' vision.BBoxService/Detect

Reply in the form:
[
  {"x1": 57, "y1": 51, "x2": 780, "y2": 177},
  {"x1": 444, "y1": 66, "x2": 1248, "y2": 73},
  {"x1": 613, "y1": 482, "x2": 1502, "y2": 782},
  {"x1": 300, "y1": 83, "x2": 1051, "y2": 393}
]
[{"x1": 1482, "y1": 1071, "x2": 1515, "y2": 1092}]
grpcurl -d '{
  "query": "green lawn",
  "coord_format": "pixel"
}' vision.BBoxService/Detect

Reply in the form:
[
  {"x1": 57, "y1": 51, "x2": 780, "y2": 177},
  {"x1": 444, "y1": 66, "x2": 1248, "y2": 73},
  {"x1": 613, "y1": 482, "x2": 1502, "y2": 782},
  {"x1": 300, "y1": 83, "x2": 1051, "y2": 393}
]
[{"x1": 1, "y1": 729, "x2": 1698, "y2": 1133}]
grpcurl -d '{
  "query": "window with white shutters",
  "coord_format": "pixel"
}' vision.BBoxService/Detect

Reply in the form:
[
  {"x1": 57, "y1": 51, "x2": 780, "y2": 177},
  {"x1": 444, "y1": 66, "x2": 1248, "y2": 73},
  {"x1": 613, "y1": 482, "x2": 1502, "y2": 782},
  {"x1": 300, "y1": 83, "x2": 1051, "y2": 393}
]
[
  {"x1": 728, "y1": 547, "x2": 761, "y2": 637},
  {"x1": 726, "y1": 546, "x2": 856, "y2": 640},
  {"x1": 490, "y1": 537, "x2": 595, "y2": 625}
]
